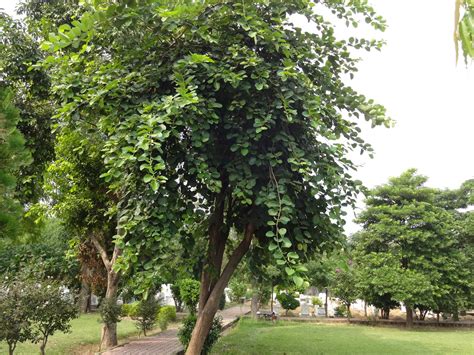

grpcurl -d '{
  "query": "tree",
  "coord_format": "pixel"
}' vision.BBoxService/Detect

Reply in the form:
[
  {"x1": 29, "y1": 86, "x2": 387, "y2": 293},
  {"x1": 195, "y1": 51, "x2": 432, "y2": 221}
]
[
  {"x1": 179, "y1": 279, "x2": 201, "y2": 315},
  {"x1": 44, "y1": 128, "x2": 122, "y2": 346},
  {"x1": 0, "y1": 281, "x2": 33, "y2": 355},
  {"x1": 331, "y1": 266, "x2": 358, "y2": 318},
  {"x1": 355, "y1": 170, "x2": 470, "y2": 326},
  {"x1": 276, "y1": 292, "x2": 299, "y2": 316},
  {"x1": 28, "y1": 280, "x2": 78, "y2": 355},
  {"x1": 43, "y1": 2, "x2": 390, "y2": 353},
  {"x1": 0, "y1": 87, "x2": 31, "y2": 241}
]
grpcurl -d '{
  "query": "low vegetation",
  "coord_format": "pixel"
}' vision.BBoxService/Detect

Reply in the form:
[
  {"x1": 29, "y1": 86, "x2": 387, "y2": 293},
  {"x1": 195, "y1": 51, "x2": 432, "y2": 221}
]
[{"x1": 212, "y1": 319, "x2": 474, "y2": 354}]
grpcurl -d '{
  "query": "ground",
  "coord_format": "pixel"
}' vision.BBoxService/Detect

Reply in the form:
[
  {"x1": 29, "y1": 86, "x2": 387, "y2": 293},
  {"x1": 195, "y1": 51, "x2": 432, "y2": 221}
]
[
  {"x1": 0, "y1": 314, "x2": 140, "y2": 355},
  {"x1": 211, "y1": 318, "x2": 474, "y2": 354}
]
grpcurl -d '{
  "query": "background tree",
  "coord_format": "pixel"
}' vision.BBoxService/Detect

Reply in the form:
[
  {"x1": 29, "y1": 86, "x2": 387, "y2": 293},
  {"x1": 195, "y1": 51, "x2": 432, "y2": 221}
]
[
  {"x1": 355, "y1": 169, "x2": 471, "y2": 326},
  {"x1": 331, "y1": 265, "x2": 358, "y2": 318},
  {"x1": 0, "y1": 87, "x2": 31, "y2": 242},
  {"x1": 43, "y1": 1, "x2": 390, "y2": 352}
]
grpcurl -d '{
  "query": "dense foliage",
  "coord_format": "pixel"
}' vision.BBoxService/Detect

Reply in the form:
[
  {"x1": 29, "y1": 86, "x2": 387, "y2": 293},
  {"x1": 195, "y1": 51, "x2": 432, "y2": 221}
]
[
  {"x1": 0, "y1": 278, "x2": 77, "y2": 355},
  {"x1": 354, "y1": 170, "x2": 473, "y2": 323},
  {"x1": 0, "y1": 87, "x2": 31, "y2": 242}
]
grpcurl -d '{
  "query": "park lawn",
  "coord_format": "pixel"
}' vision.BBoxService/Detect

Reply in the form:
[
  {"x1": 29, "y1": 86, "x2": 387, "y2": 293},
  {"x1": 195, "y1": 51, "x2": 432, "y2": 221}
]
[
  {"x1": 0, "y1": 313, "x2": 139, "y2": 355},
  {"x1": 212, "y1": 319, "x2": 474, "y2": 355}
]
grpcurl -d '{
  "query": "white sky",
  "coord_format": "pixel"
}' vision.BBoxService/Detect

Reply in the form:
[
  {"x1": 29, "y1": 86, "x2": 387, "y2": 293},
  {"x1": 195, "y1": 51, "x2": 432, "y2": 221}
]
[{"x1": 2, "y1": 0, "x2": 473, "y2": 234}]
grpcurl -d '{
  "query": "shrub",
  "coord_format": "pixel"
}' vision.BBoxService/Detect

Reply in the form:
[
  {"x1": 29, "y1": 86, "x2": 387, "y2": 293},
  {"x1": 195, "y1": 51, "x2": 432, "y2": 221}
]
[
  {"x1": 135, "y1": 297, "x2": 160, "y2": 336},
  {"x1": 178, "y1": 279, "x2": 200, "y2": 315},
  {"x1": 99, "y1": 297, "x2": 122, "y2": 326},
  {"x1": 334, "y1": 304, "x2": 348, "y2": 318},
  {"x1": 157, "y1": 305, "x2": 177, "y2": 331},
  {"x1": 218, "y1": 293, "x2": 226, "y2": 310},
  {"x1": 311, "y1": 297, "x2": 323, "y2": 307},
  {"x1": 276, "y1": 293, "x2": 299, "y2": 315},
  {"x1": 121, "y1": 302, "x2": 140, "y2": 317},
  {"x1": 178, "y1": 314, "x2": 222, "y2": 354}
]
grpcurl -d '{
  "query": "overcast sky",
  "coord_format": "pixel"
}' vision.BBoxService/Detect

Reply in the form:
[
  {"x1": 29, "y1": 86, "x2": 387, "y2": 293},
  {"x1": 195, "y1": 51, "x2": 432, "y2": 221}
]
[{"x1": 1, "y1": 0, "x2": 472, "y2": 234}]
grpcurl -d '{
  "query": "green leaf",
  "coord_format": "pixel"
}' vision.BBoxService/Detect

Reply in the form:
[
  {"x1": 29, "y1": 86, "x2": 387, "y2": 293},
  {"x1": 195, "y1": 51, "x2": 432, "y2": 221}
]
[
  {"x1": 143, "y1": 175, "x2": 153, "y2": 183},
  {"x1": 293, "y1": 276, "x2": 304, "y2": 287},
  {"x1": 285, "y1": 267, "x2": 295, "y2": 276}
]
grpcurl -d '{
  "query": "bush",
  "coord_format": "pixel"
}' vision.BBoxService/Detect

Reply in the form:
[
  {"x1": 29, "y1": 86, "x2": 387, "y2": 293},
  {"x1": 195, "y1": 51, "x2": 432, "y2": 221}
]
[
  {"x1": 178, "y1": 279, "x2": 200, "y2": 315},
  {"x1": 276, "y1": 293, "x2": 299, "y2": 315},
  {"x1": 178, "y1": 314, "x2": 222, "y2": 355},
  {"x1": 334, "y1": 304, "x2": 348, "y2": 318},
  {"x1": 99, "y1": 297, "x2": 122, "y2": 326},
  {"x1": 121, "y1": 302, "x2": 140, "y2": 317},
  {"x1": 135, "y1": 298, "x2": 160, "y2": 336},
  {"x1": 311, "y1": 297, "x2": 323, "y2": 307},
  {"x1": 218, "y1": 293, "x2": 226, "y2": 310},
  {"x1": 157, "y1": 305, "x2": 177, "y2": 331}
]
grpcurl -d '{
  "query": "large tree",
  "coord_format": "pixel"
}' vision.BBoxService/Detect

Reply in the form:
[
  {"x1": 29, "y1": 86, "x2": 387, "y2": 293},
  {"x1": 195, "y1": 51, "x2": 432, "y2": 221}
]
[
  {"x1": 355, "y1": 169, "x2": 471, "y2": 326},
  {"x1": 43, "y1": 1, "x2": 390, "y2": 353}
]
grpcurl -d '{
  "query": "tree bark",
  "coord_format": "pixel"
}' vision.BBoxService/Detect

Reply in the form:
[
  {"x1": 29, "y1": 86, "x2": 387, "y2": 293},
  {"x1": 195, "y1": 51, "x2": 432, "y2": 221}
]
[
  {"x1": 92, "y1": 234, "x2": 122, "y2": 349},
  {"x1": 78, "y1": 275, "x2": 91, "y2": 313},
  {"x1": 186, "y1": 223, "x2": 255, "y2": 355},
  {"x1": 198, "y1": 190, "x2": 228, "y2": 315},
  {"x1": 270, "y1": 283, "x2": 274, "y2": 314},
  {"x1": 251, "y1": 278, "x2": 260, "y2": 319},
  {"x1": 346, "y1": 303, "x2": 351, "y2": 319},
  {"x1": 406, "y1": 305, "x2": 413, "y2": 328},
  {"x1": 324, "y1": 288, "x2": 328, "y2": 318}
]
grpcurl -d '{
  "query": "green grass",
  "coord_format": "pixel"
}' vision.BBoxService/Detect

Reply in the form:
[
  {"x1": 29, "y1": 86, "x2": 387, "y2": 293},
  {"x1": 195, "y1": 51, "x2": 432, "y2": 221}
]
[
  {"x1": 0, "y1": 313, "x2": 139, "y2": 355},
  {"x1": 212, "y1": 319, "x2": 474, "y2": 355}
]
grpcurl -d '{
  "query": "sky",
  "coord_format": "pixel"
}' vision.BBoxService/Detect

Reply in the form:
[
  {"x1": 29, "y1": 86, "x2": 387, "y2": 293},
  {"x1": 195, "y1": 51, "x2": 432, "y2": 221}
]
[{"x1": 1, "y1": 0, "x2": 473, "y2": 234}]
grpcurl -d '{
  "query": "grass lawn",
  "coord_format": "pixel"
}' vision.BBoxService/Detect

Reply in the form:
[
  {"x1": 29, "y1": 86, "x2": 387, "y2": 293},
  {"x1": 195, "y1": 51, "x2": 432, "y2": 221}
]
[
  {"x1": 212, "y1": 319, "x2": 474, "y2": 354},
  {"x1": 0, "y1": 313, "x2": 140, "y2": 355}
]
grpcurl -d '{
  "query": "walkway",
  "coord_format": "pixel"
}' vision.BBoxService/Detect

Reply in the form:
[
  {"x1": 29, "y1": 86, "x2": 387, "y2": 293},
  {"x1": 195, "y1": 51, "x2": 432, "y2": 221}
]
[{"x1": 103, "y1": 304, "x2": 250, "y2": 355}]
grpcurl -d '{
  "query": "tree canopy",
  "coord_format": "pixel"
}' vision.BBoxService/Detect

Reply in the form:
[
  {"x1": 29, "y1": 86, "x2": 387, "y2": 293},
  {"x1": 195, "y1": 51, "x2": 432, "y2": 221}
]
[{"x1": 42, "y1": 1, "x2": 391, "y2": 352}]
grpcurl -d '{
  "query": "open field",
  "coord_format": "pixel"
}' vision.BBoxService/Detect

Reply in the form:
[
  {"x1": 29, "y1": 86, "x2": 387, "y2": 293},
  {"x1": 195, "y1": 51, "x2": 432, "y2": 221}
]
[{"x1": 212, "y1": 318, "x2": 474, "y2": 354}]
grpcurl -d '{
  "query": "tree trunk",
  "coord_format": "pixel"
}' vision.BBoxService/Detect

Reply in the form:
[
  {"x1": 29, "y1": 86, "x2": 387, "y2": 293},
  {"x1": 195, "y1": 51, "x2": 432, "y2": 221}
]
[
  {"x1": 364, "y1": 301, "x2": 367, "y2": 318},
  {"x1": 436, "y1": 312, "x2": 440, "y2": 323},
  {"x1": 270, "y1": 283, "x2": 274, "y2": 314},
  {"x1": 40, "y1": 337, "x2": 48, "y2": 355},
  {"x1": 78, "y1": 276, "x2": 91, "y2": 313},
  {"x1": 346, "y1": 303, "x2": 351, "y2": 319},
  {"x1": 185, "y1": 223, "x2": 254, "y2": 355},
  {"x1": 251, "y1": 285, "x2": 260, "y2": 319},
  {"x1": 101, "y1": 268, "x2": 120, "y2": 348},
  {"x1": 406, "y1": 305, "x2": 413, "y2": 328},
  {"x1": 91, "y1": 234, "x2": 122, "y2": 350},
  {"x1": 8, "y1": 342, "x2": 15, "y2": 355},
  {"x1": 324, "y1": 288, "x2": 328, "y2": 318},
  {"x1": 198, "y1": 191, "x2": 228, "y2": 315}
]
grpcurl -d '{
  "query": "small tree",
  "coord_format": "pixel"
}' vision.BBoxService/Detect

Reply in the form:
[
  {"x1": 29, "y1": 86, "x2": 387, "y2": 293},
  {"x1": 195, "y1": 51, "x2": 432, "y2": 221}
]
[
  {"x1": 28, "y1": 280, "x2": 78, "y2": 355},
  {"x1": 276, "y1": 293, "x2": 299, "y2": 316},
  {"x1": 229, "y1": 280, "x2": 247, "y2": 303},
  {"x1": 135, "y1": 297, "x2": 159, "y2": 336},
  {"x1": 331, "y1": 268, "x2": 358, "y2": 318},
  {"x1": 179, "y1": 279, "x2": 200, "y2": 315},
  {"x1": 0, "y1": 280, "x2": 33, "y2": 355}
]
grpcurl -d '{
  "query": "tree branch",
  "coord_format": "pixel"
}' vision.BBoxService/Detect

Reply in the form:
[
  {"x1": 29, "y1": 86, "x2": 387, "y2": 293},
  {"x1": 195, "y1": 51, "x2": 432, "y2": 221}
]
[{"x1": 91, "y1": 234, "x2": 111, "y2": 271}]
